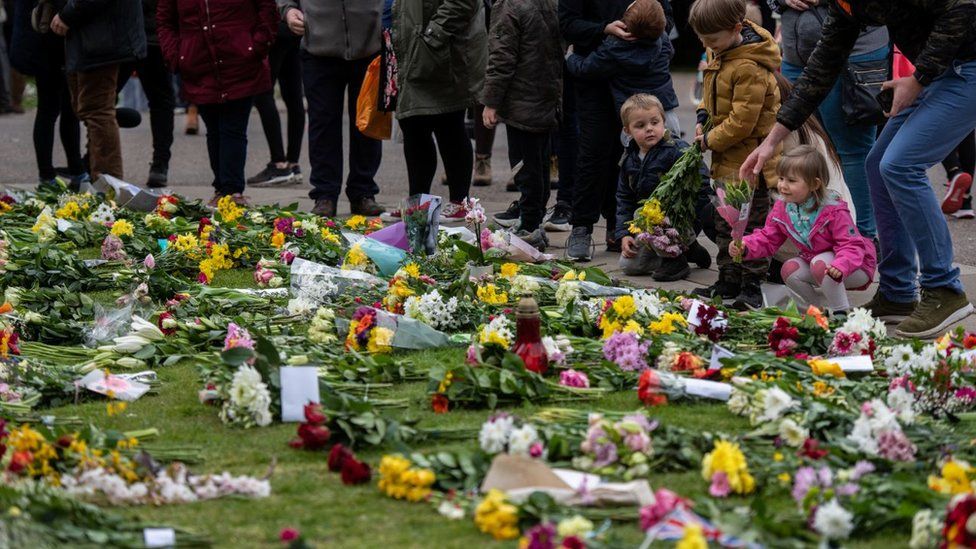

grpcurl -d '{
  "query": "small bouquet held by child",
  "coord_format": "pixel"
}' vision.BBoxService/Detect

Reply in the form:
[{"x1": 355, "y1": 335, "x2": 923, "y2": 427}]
[
  {"x1": 713, "y1": 179, "x2": 754, "y2": 263},
  {"x1": 629, "y1": 139, "x2": 708, "y2": 257}
]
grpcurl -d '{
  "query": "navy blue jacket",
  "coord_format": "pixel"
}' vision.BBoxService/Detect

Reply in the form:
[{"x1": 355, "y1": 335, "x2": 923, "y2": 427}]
[
  {"x1": 558, "y1": 0, "x2": 673, "y2": 56},
  {"x1": 565, "y1": 35, "x2": 678, "y2": 112},
  {"x1": 615, "y1": 137, "x2": 711, "y2": 241}
]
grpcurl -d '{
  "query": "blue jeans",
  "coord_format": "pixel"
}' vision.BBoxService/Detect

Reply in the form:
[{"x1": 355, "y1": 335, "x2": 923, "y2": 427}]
[
  {"x1": 782, "y1": 46, "x2": 888, "y2": 238},
  {"x1": 865, "y1": 60, "x2": 976, "y2": 301}
]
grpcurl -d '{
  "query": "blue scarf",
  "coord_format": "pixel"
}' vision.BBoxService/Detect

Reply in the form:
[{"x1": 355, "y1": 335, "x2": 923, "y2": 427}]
[{"x1": 785, "y1": 196, "x2": 823, "y2": 247}]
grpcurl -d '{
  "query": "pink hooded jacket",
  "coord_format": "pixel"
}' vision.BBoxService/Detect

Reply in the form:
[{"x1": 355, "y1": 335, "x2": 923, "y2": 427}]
[{"x1": 743, "y1": 197, "x2": 876, "y2": 288}]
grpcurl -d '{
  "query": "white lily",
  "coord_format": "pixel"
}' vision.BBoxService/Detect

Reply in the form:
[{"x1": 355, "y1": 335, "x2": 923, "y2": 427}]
[
  {"x1": 112, "y1": 334, "x2": 153, "y2": 354},
  {"x1": 129, "y1": 316, "x2": 164, "y2": 341}
]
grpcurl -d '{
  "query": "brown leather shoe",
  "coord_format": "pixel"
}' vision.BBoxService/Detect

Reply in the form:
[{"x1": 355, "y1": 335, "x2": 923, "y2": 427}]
[
  {"x1": 312, "y1": 198, "x2": 337, "y2": 218},
  {"x1": 350, "y1": 197, "x2": 385, "y2": 216}
]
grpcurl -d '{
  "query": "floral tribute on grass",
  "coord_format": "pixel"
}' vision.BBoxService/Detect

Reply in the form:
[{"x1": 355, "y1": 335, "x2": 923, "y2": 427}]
[{"x1": 7, "y1": 183, "x2": 976, "y2": 546}]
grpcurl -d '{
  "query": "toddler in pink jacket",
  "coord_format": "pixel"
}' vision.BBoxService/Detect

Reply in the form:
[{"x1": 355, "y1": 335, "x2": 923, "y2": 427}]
[{"x1": 729, "y1": 145, "x2": 876, "y2": 313}]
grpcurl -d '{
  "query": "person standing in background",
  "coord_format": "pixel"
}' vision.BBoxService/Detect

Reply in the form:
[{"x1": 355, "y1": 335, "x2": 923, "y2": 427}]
[
  {"x1": 280, "y1": 0, "x2": 385, "y2": 218},
  {"x1": 116, "y1": 0, "x2": 175, "y2": 188},
  {"x1": 51, "y1": 0, "x2": 146, "y2": 180},
  {"x1": 158, "y1": 0, "x2": 277, "y2": 206}
]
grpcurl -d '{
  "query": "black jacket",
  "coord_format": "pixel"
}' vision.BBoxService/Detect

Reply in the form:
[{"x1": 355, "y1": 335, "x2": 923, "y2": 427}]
[
  {"x1": 141, "y1": 0, "x2": 157, "y2": 45},
  {"x1": 615, "y1": 137, "x2": 710, "y2": 241},
  {"x1": 779, "y1": 0, "x2": 976, "y2": 130},
  {"x1": 558, "y1": 0, "x2": 672, "y2": 56},
  {"x1": 565, "y1": 35, "x2": 677, "y2": 112},
  {"x1": 59, "y1": 0, "x2": 146, "y2": 73},
  {"x1": 482, "y1": 0, "x2": 562, "y2": 132}
]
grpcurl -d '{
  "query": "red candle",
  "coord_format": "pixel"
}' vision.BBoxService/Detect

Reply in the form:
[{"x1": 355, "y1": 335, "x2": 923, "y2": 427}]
[{"x1": 514, "y1": 295, "x2": 548, "y2": 374}]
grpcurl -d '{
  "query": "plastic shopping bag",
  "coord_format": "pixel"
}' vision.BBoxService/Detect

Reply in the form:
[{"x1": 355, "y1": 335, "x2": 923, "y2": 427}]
[{"x1": 356, "y1": 56, "x2": 392, "y2": 140}]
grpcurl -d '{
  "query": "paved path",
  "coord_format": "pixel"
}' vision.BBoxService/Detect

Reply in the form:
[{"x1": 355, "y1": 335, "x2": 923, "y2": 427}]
[{"x1": 2, "y1": 73, "x2": 976, "y2": 333}]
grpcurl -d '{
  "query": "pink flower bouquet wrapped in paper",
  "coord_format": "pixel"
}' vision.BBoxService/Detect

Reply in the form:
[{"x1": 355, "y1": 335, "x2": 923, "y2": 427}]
[{"x1": 713, "y1": 179, "x2": 755, "y2": 263}]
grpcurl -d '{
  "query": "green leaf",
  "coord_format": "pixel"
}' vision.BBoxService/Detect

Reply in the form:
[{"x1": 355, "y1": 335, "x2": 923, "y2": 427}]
[{"x1": 221, "y1": 346, "x2": 255, "y2": 366}]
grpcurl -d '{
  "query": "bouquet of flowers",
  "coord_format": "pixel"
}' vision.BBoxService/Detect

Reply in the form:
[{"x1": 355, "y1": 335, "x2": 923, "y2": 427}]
[
  {"x1": 627, "y1": 198, "x2": 685, "y2": 257},
  {"x1": 253, "y1": 258, "x2": 286, "y2": 288},
  {"x1": 382, "y1": 262, "x2": 435, "y2": 314},
  {"x1": 713, "y1": 179, "x2": 754, "y2": 263},
  {"x1": 402, "y1": 194, "x2": 442, "y2": 255},
  {"x1": 343, "y1": 306, "x2": 449, "y2": 355},
  {"x1": 478, "y1": 412, "x2": 545, "y2": 458},
  {"x1": 572, "y1": 412, "x2": 656, "y2": 480}
]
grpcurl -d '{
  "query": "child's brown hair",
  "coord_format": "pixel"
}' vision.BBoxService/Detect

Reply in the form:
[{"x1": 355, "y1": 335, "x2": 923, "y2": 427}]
[
  {"x1": 620, "y1": 93, "x2": 666, "y2": 127},
  {"x1": 622, "y1": 0, "x2": 666, "y2": 40},
  {"x1": 776, "y1": 144, "x2": 830, "y2": 210},
  {"x1": 688, "y1": 0, "x2": 747, "y2": 35}
]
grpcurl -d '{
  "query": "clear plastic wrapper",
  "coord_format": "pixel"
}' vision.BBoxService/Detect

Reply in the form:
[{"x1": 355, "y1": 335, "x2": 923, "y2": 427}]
[{"x1": 289, "y1": 257, "x2": 385, "y2": 310}]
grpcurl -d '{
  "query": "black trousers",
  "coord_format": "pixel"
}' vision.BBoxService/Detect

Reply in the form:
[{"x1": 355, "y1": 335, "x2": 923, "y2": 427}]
[
  {"x1": 507, "y1": 126, "x2": 551, "y2": 232},
  {"x1": 198, "y1": 96, "x2": 253, "y2": 195},
  {"x1": 254, "y1": 30, "x2": 304, "y2": 164},
  {"x1": 34, "y1": 34, "x2": 83, "y2": 180},
  {"x1": 302, "y1": 52, "x2": 381, "y2": 202},
  {"x1": 571, "y1": 79, "x2": 619, "y2": 233},
  {"x1": 399, "y1": 110, "x2": 472, "y2": 202},
  {"x1": 556, "y1": 68, "x2": 578, "y2": 206},
  {"x1": 117, "y1": 44, "x2": 175, "y2": 170}
]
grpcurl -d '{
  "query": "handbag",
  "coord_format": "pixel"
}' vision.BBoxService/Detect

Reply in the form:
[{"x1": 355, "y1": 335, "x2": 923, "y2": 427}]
[
  {"x1": 840, "y1": 57, "x2": 889, "y2": 126},
  {"x1": 356, "y1": 56, "x2": 393, "y2": 140}
]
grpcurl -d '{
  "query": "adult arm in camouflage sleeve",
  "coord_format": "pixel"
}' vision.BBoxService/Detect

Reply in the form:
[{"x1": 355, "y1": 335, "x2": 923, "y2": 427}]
[{"x1": 912, "y1": 0, "x2": 976, "y2": 86}]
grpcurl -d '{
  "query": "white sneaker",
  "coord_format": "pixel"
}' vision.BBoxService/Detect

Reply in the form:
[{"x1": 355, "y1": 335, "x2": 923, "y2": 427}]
[{"x1": 952, "y1": 209, "x2": 975, "y2": 219}]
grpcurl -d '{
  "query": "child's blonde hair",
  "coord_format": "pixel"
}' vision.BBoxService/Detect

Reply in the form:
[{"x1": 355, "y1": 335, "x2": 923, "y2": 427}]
[
  {"x1": 688, "y1": 0, "x2": 746, "y2": 35},
  {"x1": 620, "y1": 93, "x2": 666, "y2": 127},
  {"x1": 622, "y1": 0, "x2": 666, "y2": 40},
  {"x1": 776, "y1": 144, "x2": 829, "y2": 210}
]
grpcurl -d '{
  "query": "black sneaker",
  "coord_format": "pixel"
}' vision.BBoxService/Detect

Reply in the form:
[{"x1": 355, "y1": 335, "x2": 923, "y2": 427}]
[
  {"x1": 248, "y1": 163, "x2": 296, "y2": 187},
  {"x1": 687, "y1": 241, "x2": 712, "y2": 269},
  {"x1": 494, "y1": 201, "x2": 521, "y2": 228},
  {"x1": 544, "y1": 203, "x2": 572, "y2": 232},
  {"x1": 515, "y1": 227, "x2": 549, "y2": 252},
  {"x1": 653, "y1": 255, "x2": 691, "y2": 282},
  {"x1": 290, "y1": 165, "x2": 303, "y2": 183},
  {"x1": 692, "y1": 279, "x2": 740, "y2": 300},
  {"x1": 566, "y1": 226, "x2": 593, "y2": 262},
  {"x1": 732, "y1": 282, "x2": 763, "y2": 311},
  {"x1": 147, "y1": 165, "x2": 168, "y2": 188}
]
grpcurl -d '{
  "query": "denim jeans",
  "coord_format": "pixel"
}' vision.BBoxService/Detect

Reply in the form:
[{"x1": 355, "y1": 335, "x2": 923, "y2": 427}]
[
  {"x1": 865, "y1": 60, "x2": 976, "y2": 301},
  {"x1": 782, "y1": 45, "x2": 888, "y2": 238},
  {"x1": 302, "y1": 53, "x2": 381, "y2": 203},
  {"x1": 198, "y1": 96, "x2": 253, "y2": 195}
]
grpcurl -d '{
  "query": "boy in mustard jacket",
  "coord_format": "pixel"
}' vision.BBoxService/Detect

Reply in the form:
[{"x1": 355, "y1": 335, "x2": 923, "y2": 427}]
[{"x1": 689, "y1": 0, "x2": 781, "y2": 310}]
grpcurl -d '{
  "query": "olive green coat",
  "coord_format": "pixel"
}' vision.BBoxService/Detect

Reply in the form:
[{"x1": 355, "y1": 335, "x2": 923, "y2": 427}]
[{"x1": 391, "y1": 0, "x2": 487, "y2": 119}]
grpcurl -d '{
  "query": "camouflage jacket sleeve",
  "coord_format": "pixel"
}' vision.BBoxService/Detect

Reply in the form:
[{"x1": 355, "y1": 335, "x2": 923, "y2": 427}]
[
  {"x1": 913, "y1": 0, "x2": 976, "y2": 86},
  {"x1": 776, "y1": 2, "x2": 859, "y2": 131}
]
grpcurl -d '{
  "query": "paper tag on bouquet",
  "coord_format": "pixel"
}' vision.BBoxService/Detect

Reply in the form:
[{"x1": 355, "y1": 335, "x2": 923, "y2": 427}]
[
  {"x1": 684, "y1": 378, "x2": 732, "y2": 401},
  {"x1": 77, "y1": 369, "x2": 150, "y2": 401},
  {"x1": 279, "y1": 366, "x2": 320, "y2": 422},
  {"x1": 709, "y1": 344, "x2": 735, "y2": 372},
  {"x1": 824, "y1": 355, "x2": 873, "y2": 373}
]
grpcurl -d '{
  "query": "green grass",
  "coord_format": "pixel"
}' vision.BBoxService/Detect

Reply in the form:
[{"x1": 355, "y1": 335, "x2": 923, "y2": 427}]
[{"x1": 39, "y1": 268, "x2": 906, "y2": 548}]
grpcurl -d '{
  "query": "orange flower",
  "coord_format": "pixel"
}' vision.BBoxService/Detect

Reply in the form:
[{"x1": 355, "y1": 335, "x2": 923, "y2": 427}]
[
  {"x1": 0, "y1": 302, "x2": 12, "y2": 314},
  {"x1": 431, "y1": 394, "x2": 449, "y2": 414},
  {"x1": 964, "y1": 334, "x2": 976, "y2": 349},
  {"x1": 805, "y1": 305, "x2": 828, "y2": 329}
]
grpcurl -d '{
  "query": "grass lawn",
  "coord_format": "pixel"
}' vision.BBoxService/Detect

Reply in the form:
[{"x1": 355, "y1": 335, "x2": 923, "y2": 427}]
[{"x1": 42, "y1": 265, "x2": 910, "y2": 548}]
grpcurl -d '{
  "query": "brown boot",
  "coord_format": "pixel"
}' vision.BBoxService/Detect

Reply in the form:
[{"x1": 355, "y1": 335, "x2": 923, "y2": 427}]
[
  {"x1": 185, "y1": 104, "x2": 199, "y2": 135},
  {"x1": 473, "y1": 154, "x2": 492, "y2": 187},
  {"x1": 312, "y1": 198, "x2": 337, "y2": 218},
  {"x1": 350, "y1": 197, "x2": 385, "y2": 216}
]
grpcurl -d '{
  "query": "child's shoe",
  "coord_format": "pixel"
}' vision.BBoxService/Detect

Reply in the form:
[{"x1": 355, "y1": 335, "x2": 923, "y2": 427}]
[
  {"x1": 692, "y1": 279, "x2": 740, "y2": 300},
  {"x1": 687, "y1": 241, "x2": 712, "y2": 269}
]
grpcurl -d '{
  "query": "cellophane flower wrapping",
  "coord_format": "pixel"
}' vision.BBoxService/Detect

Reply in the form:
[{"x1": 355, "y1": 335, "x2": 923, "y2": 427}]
[{"x1": 712, "y1": 179, "x2": 755, "y2": 263}]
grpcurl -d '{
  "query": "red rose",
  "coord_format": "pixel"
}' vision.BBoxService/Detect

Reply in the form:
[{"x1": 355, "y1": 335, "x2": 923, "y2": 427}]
[
  {"x1": 297, "y1": 424, "x2": 331, "y2": 450},
  {"x1": 340, "y1": 458, "x2": 372, "y2": 485},
  {"x1": 8, "y1": 450, "x2": 32, "y2": 474},
  {"x1": 287, "y1": 438, "x2": 304, "y2": 449},
  {"x1": 560, "y1": 536, "x2": 586, "y2": 549},
  {"x1": 638, "y1": 370, "x2": 667, "y2": 406},
  {"x1": 328, "y1": 444, "x2": 352, "y2": 472},
  {"x1": 431, "y1": 394, "x2": 450, "y2": 414},
  {"x1": 798, "y1": 438, "x2": 828, "y2": 460},
  {"x1": 56, "y1": 434, "x2": 74, "y2": 448},
  {"x1": 279, "y1": 527, "x2": 300, "y2": 542},
  {"x1": 303, "y1": 402, "x2": 327, "y2": 425}
]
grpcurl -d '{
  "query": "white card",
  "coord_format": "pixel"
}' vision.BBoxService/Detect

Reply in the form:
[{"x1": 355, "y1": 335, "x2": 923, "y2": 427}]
[
  {"x1": 709, "y1": 344, "x2": 735, "y2": 371},
  {"x1": 826, "y1": 355, "x2": 874, "y2": 373},
  {"x1": 143, "y1": 527, "x2": 176, "y2": 547},
  {"x1": 78, "y1": 369, "x2": 150, "y2": 401},
  {"x1": 280, "y1": 366, "x2": 320, "y2": 422},
  {"x1": 684, "y1": 378, "x2": 733, "y2": 401}
]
